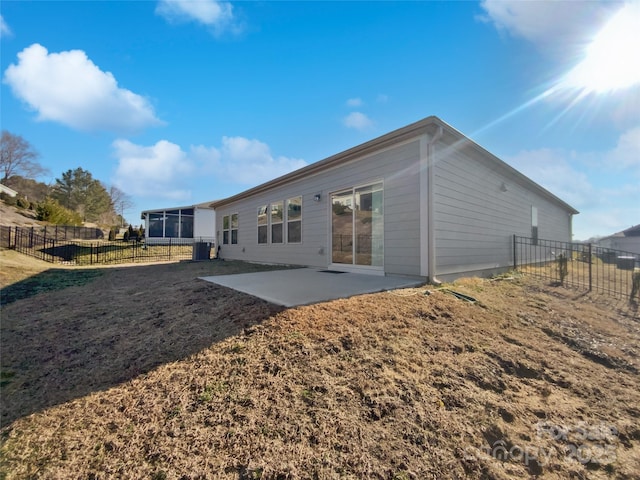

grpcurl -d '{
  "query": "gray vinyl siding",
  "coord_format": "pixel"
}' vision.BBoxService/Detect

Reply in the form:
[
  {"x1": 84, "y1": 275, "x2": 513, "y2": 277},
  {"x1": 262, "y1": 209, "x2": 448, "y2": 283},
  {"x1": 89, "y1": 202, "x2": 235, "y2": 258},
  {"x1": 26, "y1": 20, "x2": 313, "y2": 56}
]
[
  {"x1": 432, "y1": 134, "x2": 572, "y2": 277},
  {"x1": 215, "y1": 140, "x2": 422, "y2": 276},
  {"x1": 214, "y1": 118, "x2": 575, "y2": 280}
]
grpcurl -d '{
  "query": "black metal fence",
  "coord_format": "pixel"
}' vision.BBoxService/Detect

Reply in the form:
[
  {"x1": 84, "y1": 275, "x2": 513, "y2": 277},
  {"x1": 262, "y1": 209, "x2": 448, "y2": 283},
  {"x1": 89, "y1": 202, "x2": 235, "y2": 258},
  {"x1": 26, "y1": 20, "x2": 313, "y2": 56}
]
[
  {"x1": 514, "y1": 235, "x2": 640, "y2": 300},
  {"x1": 1, "y1": 226, "x2": 213, "y2": 265},
  {"x1": 3, "y1": 225, "x2": 105, "y2": 241}
]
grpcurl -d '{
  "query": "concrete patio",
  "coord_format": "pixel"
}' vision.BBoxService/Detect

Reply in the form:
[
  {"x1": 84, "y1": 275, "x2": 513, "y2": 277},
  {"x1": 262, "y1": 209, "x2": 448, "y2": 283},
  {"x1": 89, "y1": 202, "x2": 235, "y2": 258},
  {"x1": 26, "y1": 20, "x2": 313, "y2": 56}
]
[{"x1": 199, "y1": 268, "x2": 423, "y2": 307}]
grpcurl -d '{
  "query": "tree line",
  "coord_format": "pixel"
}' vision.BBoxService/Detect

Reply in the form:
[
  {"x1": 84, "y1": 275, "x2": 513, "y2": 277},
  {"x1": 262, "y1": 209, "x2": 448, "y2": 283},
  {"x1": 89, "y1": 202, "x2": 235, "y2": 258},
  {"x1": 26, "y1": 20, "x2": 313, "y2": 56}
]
[{"x1": 1, "y1": 130, "x2": 133, "y2": 227}]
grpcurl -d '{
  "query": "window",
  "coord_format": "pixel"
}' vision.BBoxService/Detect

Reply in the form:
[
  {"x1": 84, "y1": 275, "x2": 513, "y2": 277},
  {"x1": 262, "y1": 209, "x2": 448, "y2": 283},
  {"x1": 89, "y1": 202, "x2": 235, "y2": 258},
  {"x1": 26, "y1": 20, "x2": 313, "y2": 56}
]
[
  {"x1": 148, "y1": 213, "x2": 164, "y2": 237},
  {"x1": 287, "y1": 196, "x2": 302, "y2": 243},
  {"x1": 271, "y1": 201, "x2": 283, "y2": 243},
  {"x1": 257, "y1": 197, "x2": 302, "y2": 245},
  {"x1": 180, "y1": 214, "x2": 194, "y2": 238},
  {"x1": 165, "y1": 211, "x2": 179, "y2": 238},
  {"x1": 223, "y1": 214, "x2": 238, "y2": 244},
  {"x1": 231, "y1": 213, "x2": 238, "y2": 244},
  {"x1": 223, "y1": 215, "x2": 229, "y2": 244},
  {"x1": 257, "y1": 205, "x2": 268, "y2": 244},
  {"x1": 180, "y1": 208, "x2": 194, "y2": 239}
]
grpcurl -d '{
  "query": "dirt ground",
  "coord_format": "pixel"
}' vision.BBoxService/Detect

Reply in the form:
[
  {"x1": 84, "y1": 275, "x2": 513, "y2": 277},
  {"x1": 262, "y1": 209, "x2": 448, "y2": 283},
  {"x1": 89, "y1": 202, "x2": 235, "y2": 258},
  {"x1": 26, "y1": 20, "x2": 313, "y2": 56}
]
[
  {"x1": 0, "y1": 203, "x2": 41, "y2": 227},
  {"x1": 0, "y1": 250, "x2": 639, "y2": 479}
]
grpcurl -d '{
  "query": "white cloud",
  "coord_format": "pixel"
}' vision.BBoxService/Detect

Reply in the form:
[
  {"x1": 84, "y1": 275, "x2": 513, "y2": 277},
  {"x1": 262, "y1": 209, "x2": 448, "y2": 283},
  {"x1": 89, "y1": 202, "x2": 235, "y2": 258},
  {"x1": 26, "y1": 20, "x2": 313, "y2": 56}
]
[
  {"x1": 504, "y1": 129, "x2": 640, "y2": 240},
  {"x1": 604, "y1": 125, "x2": 640, "y2": 174},
  {"x1": 346, "y1": 97, "x2": 363, "y2": 107},
  {"x1": 215, "y1": 136, "x2": 307, "y2": 184},
  {"x1": 113, "y1": 139, "x2": 194, "y2": 200},
  {"x1": 113, "y1": 136, "x2": 306, "y2": 200},
  {"x1": 0, "y1": 15, "x2": 12, "y2": 38},
  {"x1": 505, "y1": 148, "x2": 595, "y2": 209},
  {"x1": 156, "y1": 0, "x2": 238, "y2": 34},
  {"x1": 343, "y1": 111, "x2": 373, "y2": 131},
  {"x1": 3, "y1": 44, "x2": 162, "y2": 134},
  {"x1": 478, "y1": 0, "x2": 614, "y2": 53}
]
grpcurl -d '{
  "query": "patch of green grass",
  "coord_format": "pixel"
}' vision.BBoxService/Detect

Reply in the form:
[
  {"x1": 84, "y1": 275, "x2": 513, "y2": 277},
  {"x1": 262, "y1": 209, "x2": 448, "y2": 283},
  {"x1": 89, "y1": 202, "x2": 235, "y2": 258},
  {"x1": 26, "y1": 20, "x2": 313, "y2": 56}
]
[
  {"x1": 0, "y1": 370, "x2": 15, "y2": 388},
  {"x1": 0, "y1": 268, "x2": 103, "y2": 305}
]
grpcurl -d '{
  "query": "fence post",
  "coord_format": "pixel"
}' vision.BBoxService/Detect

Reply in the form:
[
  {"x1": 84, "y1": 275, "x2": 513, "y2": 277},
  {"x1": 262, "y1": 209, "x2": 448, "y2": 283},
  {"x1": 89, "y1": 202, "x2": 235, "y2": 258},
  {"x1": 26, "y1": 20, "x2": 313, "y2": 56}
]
[
  {"x1": 513, "y1": 234, "x2": 517, "y2": 271},
  {"x1": 589, "y1": 243, "x2": 593, "y2": 291},
  {"x1": 169, "y1": 237, "x2": 172, "y2": 258}
]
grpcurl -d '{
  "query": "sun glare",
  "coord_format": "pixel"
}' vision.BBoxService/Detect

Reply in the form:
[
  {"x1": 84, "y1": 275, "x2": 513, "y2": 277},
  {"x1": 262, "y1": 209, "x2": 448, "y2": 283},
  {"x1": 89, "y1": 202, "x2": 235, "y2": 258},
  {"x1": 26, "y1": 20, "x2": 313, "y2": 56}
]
[{"x1": 559, "y1": 2, "x2": 640, "y2": 94}]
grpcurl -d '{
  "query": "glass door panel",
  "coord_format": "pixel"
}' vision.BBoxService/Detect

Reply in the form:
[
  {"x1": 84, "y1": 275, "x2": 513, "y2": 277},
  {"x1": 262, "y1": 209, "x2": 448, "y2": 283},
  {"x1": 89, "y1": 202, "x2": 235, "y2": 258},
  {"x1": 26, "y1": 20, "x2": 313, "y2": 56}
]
[
  {"x1": 331, "y1": 190, "x2": 353, "y2": 264},
  {"x1": 355, "y1": 183, "x2": 383, "y2": 266},
  {"x1": 332, "y1": 183, "x2": 383, "y2": 267}
]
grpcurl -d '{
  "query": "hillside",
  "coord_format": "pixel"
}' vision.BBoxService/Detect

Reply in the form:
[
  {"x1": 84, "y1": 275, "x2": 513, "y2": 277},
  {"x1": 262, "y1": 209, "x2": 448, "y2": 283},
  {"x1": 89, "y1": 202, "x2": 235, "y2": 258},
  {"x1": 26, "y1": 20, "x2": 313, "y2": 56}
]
[
  {"x1": 0, "y1": 256, "x2": 638, "y2": 479},
  {"x1": 0, "y1": 201, "x2": 41, "y2": 227}
]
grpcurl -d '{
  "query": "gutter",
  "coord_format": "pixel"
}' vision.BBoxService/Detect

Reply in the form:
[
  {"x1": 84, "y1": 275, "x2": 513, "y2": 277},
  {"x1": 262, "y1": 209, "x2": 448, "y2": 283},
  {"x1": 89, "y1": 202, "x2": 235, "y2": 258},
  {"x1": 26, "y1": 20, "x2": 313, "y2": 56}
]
[{"x1": 427, "y1": 125, "x2": 443, "y2": 285}]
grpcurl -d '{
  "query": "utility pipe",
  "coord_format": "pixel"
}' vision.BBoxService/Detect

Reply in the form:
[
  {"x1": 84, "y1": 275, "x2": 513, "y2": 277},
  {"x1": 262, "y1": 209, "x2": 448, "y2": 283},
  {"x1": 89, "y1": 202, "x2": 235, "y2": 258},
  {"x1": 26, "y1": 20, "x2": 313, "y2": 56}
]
[{"x1": 427, "y1": 125, "x2": 444, "y2": 284}]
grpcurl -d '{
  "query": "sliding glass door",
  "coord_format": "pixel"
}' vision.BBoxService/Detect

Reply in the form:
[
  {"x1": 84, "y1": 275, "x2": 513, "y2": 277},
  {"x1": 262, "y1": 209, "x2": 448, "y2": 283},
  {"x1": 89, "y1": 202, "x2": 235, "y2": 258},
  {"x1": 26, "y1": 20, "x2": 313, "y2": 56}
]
[{"x1": 331, "y1": 182, "x2": 383, "y2": 267}]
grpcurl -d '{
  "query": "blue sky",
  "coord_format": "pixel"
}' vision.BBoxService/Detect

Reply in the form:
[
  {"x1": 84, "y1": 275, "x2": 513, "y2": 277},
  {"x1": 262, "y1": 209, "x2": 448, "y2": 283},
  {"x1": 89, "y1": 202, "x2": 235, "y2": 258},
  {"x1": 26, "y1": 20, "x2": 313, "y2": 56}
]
[{"x1": 1, "y1": 0, "x2": 638, "y2": 240}]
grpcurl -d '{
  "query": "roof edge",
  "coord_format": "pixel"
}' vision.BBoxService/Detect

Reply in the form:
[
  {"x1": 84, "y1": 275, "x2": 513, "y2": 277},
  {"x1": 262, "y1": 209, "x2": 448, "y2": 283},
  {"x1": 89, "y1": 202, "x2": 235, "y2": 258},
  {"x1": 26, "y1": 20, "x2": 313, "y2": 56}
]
[
  {"x1": 210, "y1": 116, "x2": 439, "y2": 208},
  {"x1": 210, "y1": 115, "x2": 579, "y2": 215},
  {"x1": 433, "y1": 118, "x2": 579, "y2": 215},
  {"x1": 141, "y1": 200, "x2": 217, "y2": 215}
]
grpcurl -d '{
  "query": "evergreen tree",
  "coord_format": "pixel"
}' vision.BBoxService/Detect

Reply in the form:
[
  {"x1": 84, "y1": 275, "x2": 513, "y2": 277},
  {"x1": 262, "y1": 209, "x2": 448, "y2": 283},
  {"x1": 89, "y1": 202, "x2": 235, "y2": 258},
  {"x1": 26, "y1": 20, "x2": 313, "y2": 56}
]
[{"x1": 51, "y1": 168, "x2": 114, "y2": 222}]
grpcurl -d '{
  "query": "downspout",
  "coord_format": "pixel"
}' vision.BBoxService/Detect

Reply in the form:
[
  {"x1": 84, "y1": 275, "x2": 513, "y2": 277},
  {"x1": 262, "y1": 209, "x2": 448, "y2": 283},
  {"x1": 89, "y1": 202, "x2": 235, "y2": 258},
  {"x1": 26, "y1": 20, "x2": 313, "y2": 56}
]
[{"x1": 427, "y1": 125, "x2": 444, "y2": 284}]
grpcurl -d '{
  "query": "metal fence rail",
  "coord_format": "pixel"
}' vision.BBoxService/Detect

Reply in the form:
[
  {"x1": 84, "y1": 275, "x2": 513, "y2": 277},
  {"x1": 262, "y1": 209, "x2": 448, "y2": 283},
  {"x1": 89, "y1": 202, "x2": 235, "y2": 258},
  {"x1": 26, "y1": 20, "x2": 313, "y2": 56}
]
[
  {"x1": 1, "y1": 225, "x2": 105, "y2": 241},
  {"x1": 514, "y1": 235, "x2": 640, "y2": 300},
  {"x1": 1, "y1": 226, "x2": 212, "y2": 265}
]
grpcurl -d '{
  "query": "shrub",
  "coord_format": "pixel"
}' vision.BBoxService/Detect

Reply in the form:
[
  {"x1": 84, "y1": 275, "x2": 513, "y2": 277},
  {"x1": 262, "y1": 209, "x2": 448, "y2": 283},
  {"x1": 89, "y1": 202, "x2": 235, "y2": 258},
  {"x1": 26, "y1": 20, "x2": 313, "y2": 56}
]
[
  {"x1": 631, "y1": 270, "x2": 640, "y2": 302},
  {"x1": 16, "y1": 197, "x2": 29, "y2": 209},
  {"x1": 36, "y1": 198, "x2": 82, "y2": 225},
  {"x1": 1, "y1": 192, "x2": 17, "y2": 206},
  {"x1": 108, "y1": 228, "x2": 116, "y2": 241},
  {"x1": 556, "y1": 253, "x2": 568, "y2": 285},
  {"x1": 123, "y1": 230, "x2": 130, "y2": 242}
]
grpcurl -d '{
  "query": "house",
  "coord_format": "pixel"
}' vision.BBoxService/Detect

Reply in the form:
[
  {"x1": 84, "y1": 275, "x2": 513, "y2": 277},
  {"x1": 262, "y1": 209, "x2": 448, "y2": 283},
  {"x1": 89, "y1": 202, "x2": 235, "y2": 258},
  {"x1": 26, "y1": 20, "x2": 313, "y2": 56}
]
[
  {"x1": 0, "y1": 183, "x2": 18, "y2": 198},
  {"x1": 597, "y1": 224, "x2": 640, "y2": 255},
  {"x1": 211, "y1": 116, "x2": 578, "y2": 281},
  {"x1": 141, "y1": 201, "x2": 216, "y2": 244}
]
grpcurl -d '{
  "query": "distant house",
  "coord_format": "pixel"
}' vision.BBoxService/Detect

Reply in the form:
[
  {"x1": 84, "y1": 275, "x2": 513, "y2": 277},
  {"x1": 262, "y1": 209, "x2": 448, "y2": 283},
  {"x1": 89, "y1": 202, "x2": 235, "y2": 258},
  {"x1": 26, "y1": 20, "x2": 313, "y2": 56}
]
[
  {"x1": 141, "y1": 201, "x2": 215, "y2": 244},
  {"x1": 210, "y1": 116, "x2": 578, "y2": 281},
  {"x1": 0, "y1": 184, "x2": 18, "y2": 198},
  {"x1": 597, "y1": 224, "x2": 640, "y2": 255}
]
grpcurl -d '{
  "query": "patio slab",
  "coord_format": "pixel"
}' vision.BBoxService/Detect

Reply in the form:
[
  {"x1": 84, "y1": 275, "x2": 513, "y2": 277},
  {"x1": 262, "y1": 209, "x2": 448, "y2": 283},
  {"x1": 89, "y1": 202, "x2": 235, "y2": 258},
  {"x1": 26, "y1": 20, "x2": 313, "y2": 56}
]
[{"x1": 199, "y1": 268, "x2": 423, "y2": 307}]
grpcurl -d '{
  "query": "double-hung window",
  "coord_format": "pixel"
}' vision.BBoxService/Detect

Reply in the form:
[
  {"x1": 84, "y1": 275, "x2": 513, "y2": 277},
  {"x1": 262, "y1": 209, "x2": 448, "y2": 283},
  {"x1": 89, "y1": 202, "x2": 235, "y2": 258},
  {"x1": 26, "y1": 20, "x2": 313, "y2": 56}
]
[
  {"x1": 223, "y1": 215, "x2": 229, "y2": 244},
  {"x1": 287, "y1": 196, "x2": 302, "y2": 243},
  {"x1": 257, "y1": 206, "x2": 268, "y2": 244},
  {"x1": 223, "y1": 214, "x2": 239, "y2": 245},
  {"x1": 271, "y1": 201, "x2": 283, "y2": 243}
]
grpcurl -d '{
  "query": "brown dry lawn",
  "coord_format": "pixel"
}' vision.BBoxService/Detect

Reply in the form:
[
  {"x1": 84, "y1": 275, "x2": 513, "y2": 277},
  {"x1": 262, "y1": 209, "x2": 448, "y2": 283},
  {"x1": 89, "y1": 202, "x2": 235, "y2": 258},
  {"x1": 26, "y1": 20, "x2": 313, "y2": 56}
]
[{"x1": 0, "y1": 250, "x2": 639, "y2": 479}]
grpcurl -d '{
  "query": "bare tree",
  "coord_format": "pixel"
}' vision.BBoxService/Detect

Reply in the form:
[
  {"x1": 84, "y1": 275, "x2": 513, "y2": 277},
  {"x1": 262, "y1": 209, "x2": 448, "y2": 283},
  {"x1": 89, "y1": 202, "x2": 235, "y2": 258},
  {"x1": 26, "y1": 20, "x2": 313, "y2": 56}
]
[
  {"x1": 0, "y1": 131, "x2": 48, "y2": 182},
  {"x1": 109, "y1": 185, "x2": 134, "y2": 227}
]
